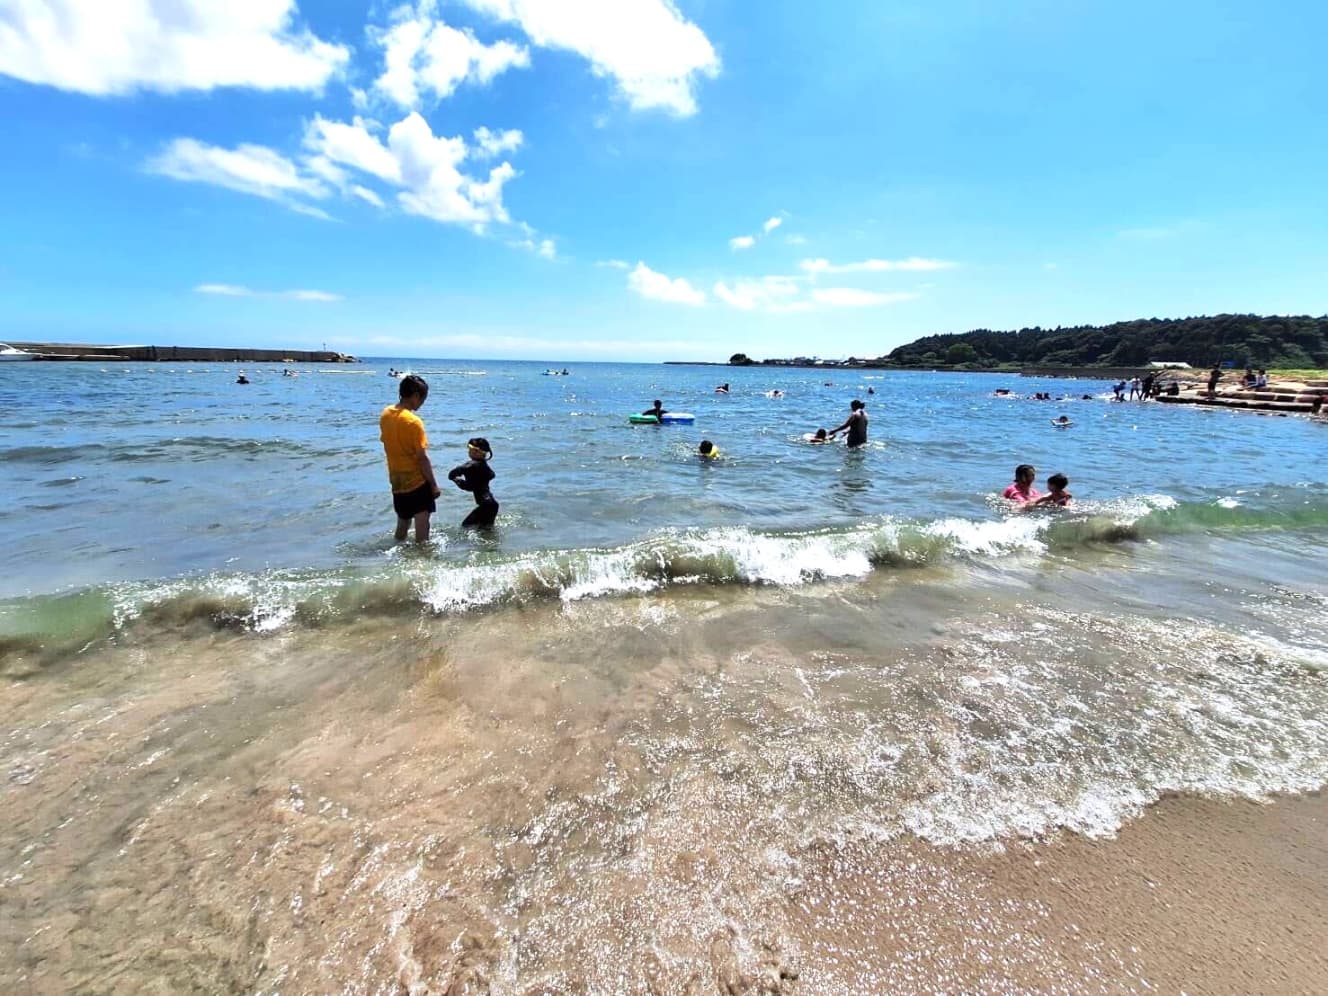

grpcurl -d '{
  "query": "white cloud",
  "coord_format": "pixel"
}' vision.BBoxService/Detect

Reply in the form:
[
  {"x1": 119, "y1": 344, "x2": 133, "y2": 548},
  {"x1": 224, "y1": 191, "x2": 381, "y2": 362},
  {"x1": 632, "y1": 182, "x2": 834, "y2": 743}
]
[
  {"x1": 0, "y1": 0, "x2": 348, "y2": 96},
  {"x1": 762, "y1": 216, "x2": 783, "y2": 234},
  {"x1": 460, "y1": 0, "x2": 720, "y2": 115},
  {"x1": 512, "y1": 237, "x2": 556, "y2": 258},
  {"x1": 194, "y1": 284, "x2": 342, "y2": 301},
  {"x1": 195, "y1": 283, "x2": 251, "y2": 297},
  {"x1": 811, "y1": 288, "x2": 916, "y2": 307},
  {"x1": 799, "y1": 256, "x2": 957, "y2": 275},
  {"x1": 351, "y1": 184, "x2": 385, "y2": 207},
  {"x1": 713, "y1": 276, "x2": 808, "y2": 313},
  {"x1": 473, "y1": 126, "x2": 524, "y2": 159},
  {"x1": 303, "y1": 111, "x2": 519, "y2": 228},
  {"x1": 597, "y1": 259, "x2": 630, "y2": 269},
  {"x1": 373, "y1": 2, "x2": 530, "y2": 109},
  {"x1": 304, "y1": 116, "x2": 401, "y2": 182},
  {"x1": 729, "y1": 235, "x2": 756, "y2": 251},
  {"x1": 784, "y1": 233, "x2": 807, "y2": 245},
  {"x1": 628, "y1": 262, "x2": 706, "y2": 305},
  {"x1": 286, "y1": 289, "x2": 342, "y2": 301},
  {"x1": 148, "y1": 139, "x2": 330, "y2": 207}
]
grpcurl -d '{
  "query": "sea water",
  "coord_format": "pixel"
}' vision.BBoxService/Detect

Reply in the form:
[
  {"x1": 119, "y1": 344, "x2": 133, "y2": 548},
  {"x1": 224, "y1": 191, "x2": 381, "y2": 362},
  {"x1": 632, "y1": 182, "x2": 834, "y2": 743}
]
[{"x1": 2, "y1": 360, "x2": 1327, "y2": 991}]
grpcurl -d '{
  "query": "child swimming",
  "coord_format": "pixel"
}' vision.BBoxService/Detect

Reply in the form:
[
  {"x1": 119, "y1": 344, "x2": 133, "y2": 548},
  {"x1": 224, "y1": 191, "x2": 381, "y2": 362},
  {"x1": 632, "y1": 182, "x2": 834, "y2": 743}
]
[{"x1": 1033, "y1": 473, "x2": 1072, "y2": 507}]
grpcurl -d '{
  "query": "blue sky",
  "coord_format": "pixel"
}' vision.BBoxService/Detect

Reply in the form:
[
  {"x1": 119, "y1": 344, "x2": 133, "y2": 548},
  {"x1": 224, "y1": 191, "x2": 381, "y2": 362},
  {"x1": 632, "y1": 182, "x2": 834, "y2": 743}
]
[{"x1": 2, "y1": 0, "x2": 1325, "y2": 361}]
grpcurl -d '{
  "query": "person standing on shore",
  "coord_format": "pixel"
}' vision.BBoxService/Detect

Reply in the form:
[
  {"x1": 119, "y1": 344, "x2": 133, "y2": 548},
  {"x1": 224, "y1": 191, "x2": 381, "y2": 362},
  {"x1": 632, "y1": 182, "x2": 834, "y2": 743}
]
[
  {"x1": 828, "y1": 399, "x2": 869, "y2": 447},
  {"x1": 1207, "y1": 364, "x2": 1222, "y2": 395},
  {"x1": 380, "y1": 374, "x2": 441, "y2": 543}
]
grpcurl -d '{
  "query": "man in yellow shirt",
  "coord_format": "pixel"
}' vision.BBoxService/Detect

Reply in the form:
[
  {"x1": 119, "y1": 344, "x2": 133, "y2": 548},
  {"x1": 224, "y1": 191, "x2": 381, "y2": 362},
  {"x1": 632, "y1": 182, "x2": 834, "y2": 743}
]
[{"x1": 379, "y1": 375, "x2": 441, "y2": 542}]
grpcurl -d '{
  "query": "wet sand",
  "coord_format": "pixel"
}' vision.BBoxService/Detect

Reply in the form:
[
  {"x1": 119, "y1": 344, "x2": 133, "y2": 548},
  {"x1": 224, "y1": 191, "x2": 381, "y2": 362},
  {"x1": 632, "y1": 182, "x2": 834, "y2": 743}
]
[
  {"x1": 5, "y1": 558, "x2": 1328, "y2": 993},
  {"x1": 791, "y1": 792, "x2": 1328, "y2": 994}
]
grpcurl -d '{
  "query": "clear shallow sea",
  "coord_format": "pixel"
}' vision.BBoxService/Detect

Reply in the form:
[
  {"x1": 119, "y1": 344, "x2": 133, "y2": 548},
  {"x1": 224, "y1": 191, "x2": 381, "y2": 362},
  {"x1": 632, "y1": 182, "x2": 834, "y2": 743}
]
[{"x1": 3, "y1": 359, "x2": 1327, "y2": 991}]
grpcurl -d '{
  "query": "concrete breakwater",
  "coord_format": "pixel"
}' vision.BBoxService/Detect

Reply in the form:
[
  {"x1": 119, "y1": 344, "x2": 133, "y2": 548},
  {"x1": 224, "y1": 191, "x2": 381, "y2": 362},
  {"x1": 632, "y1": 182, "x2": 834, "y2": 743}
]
[
  {"x1": 8, "y1": 341, "x2": 358, "y2": 363},
  {"x1": 1156, "y1": 379, "x2": 1328, "y2": 415}
]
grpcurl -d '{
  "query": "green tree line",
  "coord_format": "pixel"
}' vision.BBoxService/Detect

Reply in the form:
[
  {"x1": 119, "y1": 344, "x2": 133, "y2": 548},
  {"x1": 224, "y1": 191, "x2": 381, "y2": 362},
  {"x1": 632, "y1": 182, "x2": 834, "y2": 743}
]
[{"x1": 884, "y1": 314, "x2": 1328, "y2": 369}]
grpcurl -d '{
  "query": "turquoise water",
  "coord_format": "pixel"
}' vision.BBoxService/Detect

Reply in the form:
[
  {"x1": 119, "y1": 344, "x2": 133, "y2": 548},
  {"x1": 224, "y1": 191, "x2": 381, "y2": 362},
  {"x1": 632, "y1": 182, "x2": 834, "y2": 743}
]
[
  {"x1": 2, "y1": 359, "x2": 1326, "y2": 616},
  {"x1": 4, "y1": 359, "x2": 1328, "y2": 990}
]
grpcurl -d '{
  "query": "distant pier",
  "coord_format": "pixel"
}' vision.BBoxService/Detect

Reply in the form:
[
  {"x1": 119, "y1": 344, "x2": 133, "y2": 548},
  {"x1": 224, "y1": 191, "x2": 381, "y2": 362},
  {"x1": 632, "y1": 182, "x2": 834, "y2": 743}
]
[{"x1": 7, "y1": 341, "x2": 358, "y2": 363}]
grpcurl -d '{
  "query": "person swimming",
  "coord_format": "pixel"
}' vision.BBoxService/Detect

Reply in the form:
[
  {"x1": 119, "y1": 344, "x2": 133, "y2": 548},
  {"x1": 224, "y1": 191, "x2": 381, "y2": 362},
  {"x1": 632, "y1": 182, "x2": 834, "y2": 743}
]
[
  {"x1": 715, "y1": 383, "x2": 730, "y2": 394},
  {"x1": 1033, "y1": 473, "x2": 1072, "y2": 507},
  {"x1": 808, "y1": 428, "x2": 830, "y2": 444},
  {"x1": 698, "y1": 439, "x2": 720, "y2": 459},
  {"x1": 641, "y1": 399, "x2": 667, "y2": 421},
  {"x1": 1002, "y1": 464, "x2": 1041, "y2": 503}
]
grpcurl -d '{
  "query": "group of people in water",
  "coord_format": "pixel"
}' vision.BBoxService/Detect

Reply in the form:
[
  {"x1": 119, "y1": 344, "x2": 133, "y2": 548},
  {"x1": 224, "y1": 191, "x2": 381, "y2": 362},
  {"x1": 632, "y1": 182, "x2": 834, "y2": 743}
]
[
  {"x1": 379, "y1": 372, "x2": 1081, "y2": 541},
  {"x1": 1003, "y1": 463, "x2": 1073, "y2": 508},
  {"x1": 379, "y1": 374, "x2": 498, "y2": 542}
]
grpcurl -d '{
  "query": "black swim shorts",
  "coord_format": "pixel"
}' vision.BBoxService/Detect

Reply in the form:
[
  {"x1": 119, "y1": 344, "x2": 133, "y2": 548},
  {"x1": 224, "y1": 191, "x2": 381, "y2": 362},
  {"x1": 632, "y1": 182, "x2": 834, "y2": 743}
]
[{"x1": 392, "y1": 481, "x2": 436, "y2": 519}]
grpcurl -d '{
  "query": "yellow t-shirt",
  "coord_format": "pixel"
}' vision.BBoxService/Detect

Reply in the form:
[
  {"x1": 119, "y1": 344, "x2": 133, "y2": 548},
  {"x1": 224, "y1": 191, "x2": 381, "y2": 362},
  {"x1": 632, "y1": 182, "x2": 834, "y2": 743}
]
[{"x1": 379, "y1": 405, "x2": 428, "y2": 493}]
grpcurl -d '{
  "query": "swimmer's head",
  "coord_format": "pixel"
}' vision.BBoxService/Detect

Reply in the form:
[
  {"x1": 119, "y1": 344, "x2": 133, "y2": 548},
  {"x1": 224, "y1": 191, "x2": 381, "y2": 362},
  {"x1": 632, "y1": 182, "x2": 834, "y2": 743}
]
[
  {"x1": 1014, "y1": 463, "x2": 1036, "y2": 485},
  {"x1": 698, "y1": 439, "x2": 717, "y2": 457},
  {"x1": 467, "y1": 437, "x2": 492, "y2": 459},
  {"x1": 1048, "y1": 473, "x2": 1069, "y2": 491},
  {"x1": 399, "y1": 374, "x2": 429, "y2": 405},
  {"x1": 814, "y1": 428, "x2": 828, "y2": 440},
  {"x1": 850, "y1": 399, "x2": 865, "y2": 410}
]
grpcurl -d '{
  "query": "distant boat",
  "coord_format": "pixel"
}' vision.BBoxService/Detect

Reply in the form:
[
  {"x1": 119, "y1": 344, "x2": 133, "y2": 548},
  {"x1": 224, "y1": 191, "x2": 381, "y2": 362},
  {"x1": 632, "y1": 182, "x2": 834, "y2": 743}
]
[{"x1": 0, "y1": 343, "x2": 36, "y2": 361}]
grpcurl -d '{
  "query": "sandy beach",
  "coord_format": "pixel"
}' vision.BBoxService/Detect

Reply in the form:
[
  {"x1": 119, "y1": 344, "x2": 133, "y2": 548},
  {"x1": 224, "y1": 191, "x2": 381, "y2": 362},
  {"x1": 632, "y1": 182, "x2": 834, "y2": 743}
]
[{"x1": 788, "y1": 793, "x2": 1328, "y2": 994}]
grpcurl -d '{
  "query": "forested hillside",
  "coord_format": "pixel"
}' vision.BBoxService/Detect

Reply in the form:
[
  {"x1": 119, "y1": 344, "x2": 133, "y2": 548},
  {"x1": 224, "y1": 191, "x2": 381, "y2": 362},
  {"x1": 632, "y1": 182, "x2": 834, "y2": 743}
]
[{"x1": 885, "y1": 315, "x2": 1328, "y2": 369}]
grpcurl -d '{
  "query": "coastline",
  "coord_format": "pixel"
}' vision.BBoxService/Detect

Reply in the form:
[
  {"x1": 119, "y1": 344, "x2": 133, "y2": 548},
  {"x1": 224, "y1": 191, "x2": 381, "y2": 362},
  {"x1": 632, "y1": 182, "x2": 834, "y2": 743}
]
[
  {"x1": 789, "y1": 792, "x2": 1328, "y2": 993},
  {"x1": 5, "y1": 340, "x2": 357, "y2": 363}
]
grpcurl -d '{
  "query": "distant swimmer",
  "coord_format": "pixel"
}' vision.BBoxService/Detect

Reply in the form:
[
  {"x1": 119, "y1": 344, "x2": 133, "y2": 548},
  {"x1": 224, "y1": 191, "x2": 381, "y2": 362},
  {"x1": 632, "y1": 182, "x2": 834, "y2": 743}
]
[
  {"x1": 698, "y1": 439, "x2": 720, "y2": 459},
  {"x1": 1033, "y1": 472, "x2": 1072, "y2": 507},
  {"x1": 1052, "y1": 415, "x2": 1072, "y2": 427},
  {"x1": 806, "y1": 428, "x2": 830, "y2": 444},
  {"x1": 867, "y1": 386, "x2": 875, "y2": 395},
  {"x1": 715, "y1": 383, "x2": 730, "y2": 394},
  {"x1": 828, "y1": 399, "x2": 868, "y2": 447},
  {"x1": 1002, "y1": 463, "x2": 1041, "y2": 504},
  {"x1": 448, "y1": 437, "x2": 499, "y2": 528},
  {"x1": 641, "y1": 399, "x2": 667, "y2": 421},
  {"x1": 765, "y1": 389, "x2": 784, "y2": 399},
  {"x1": 380, "y1": 374, "x2": 441, "y2": 543},
  {"x1": 236, "y1": 374, "x2": 250, "y2": 384}
]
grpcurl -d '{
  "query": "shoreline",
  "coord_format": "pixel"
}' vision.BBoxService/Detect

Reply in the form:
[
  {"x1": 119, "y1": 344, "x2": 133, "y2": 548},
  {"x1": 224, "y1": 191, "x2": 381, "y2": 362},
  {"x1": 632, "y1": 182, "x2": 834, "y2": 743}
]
[{"x1": 788, "y1": 791, "x2": 1328, "y2": 992}]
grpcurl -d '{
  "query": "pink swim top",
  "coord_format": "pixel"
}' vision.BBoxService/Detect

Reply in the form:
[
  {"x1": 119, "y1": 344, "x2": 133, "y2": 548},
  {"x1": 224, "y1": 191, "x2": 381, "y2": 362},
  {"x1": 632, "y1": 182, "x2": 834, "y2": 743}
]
[{"x1": 1003, "y1": 483, "x2": 1042, "y2": 502}]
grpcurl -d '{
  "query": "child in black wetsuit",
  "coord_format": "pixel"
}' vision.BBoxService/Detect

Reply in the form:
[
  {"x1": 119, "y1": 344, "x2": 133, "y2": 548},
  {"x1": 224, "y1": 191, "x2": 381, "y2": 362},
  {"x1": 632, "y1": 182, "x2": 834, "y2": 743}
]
[{"x1": 447, "y1": 437, "x2": 499, "y2": 528}]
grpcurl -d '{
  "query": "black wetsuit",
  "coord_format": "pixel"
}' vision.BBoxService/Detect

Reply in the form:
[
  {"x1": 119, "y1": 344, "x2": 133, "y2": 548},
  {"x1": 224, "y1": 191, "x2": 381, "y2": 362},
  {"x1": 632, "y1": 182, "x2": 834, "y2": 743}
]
[
  {"x1": 448, "y1": 459, "x2": 499, "y2": 528},
  {"x1": 843, "y1": 410, "x2": 868, "y2": 447}
]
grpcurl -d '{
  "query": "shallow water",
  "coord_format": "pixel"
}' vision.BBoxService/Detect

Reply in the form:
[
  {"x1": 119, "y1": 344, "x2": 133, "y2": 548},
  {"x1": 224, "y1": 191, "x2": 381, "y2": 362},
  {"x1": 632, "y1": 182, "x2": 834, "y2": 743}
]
[{"x1": 2, "y1": 361, "x2": 1327, "y2": 990}]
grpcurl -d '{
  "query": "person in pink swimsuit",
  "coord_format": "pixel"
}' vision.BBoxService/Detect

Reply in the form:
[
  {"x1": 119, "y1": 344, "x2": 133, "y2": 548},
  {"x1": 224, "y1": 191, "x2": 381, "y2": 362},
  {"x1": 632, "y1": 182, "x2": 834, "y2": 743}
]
[{"x1": 1002, "y1": 464, "x2": 1042, "y2": 503}]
